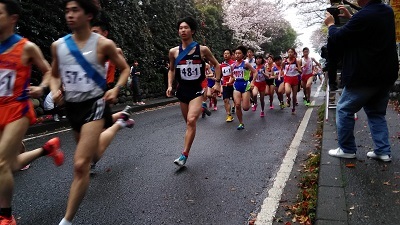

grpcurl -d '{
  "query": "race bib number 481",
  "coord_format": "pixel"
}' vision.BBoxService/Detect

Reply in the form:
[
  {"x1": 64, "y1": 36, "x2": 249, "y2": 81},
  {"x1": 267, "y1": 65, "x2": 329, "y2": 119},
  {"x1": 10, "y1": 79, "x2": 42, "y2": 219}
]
[
  {"x1": 177, "y1": 61, "x2": 202, "y2": 80},
  {"x1": 0, "y1": 69, "x2": 16, "y2": 97},
  {"x1": 61, "y1": 65, "x2": 98, "y2": 92}
]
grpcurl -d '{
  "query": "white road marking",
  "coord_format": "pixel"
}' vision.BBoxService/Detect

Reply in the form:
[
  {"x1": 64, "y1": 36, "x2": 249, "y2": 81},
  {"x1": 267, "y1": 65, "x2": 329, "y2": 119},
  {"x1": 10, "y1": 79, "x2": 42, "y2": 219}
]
[
  {"x1": 23, "y1": 128, "x2": 72, "y2": 142},
  {"x1": 255, "y1": 83, "x2": 323, "y2": 225}
]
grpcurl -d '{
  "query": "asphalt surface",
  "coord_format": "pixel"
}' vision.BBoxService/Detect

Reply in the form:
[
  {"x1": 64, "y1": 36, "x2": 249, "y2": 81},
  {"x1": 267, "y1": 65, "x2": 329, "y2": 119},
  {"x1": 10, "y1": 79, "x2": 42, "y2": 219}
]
[
  {"x1": 316, "y1": 101, "x2": 400, "y2": 225},
  {"x1": 13, "y1": 88, "x2": 318, "y2": 225}
]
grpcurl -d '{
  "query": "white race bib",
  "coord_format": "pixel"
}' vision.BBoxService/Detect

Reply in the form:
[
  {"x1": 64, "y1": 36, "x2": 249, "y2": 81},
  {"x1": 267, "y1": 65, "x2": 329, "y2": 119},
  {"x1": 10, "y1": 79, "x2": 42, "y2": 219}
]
[
  {"x1": 0, "y1": 69, "x2": 16, "y2": 97},
  {"x1": 177, "y1": 61, "x2": 202, "y2": 80},
  {"x1": 222, "y1": 66, "x2": 232, "y2": 77},
  {"x1": 61, "y1": 65, "x2": 98, "y2": 92}
]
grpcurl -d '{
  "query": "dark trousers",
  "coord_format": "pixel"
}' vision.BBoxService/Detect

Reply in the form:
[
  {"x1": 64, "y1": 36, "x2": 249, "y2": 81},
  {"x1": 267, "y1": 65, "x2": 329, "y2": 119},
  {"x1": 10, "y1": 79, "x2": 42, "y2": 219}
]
[
  {"x1": 327, "y1": 37, "x2": 343, "y2": 90},
  {"x1": 131, "y1": 76, "x2": 142, "y2": 102}
]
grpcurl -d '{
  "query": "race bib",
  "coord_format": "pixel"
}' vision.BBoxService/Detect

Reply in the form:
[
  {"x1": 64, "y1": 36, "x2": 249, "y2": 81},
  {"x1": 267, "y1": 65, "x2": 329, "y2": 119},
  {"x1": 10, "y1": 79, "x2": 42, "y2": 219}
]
[
  {"x1": 61, "y1": 65, "x2": 98, "y2": 92},
  {"x1": 222, "y1": 66, "x2": 232, "y2": 77},
  {"x1": 177, "y1": 61, "x2": 202, "y2": 80},
  {"x1": 0, "y1": 69, "x2": 16, "y2": 97},
  {"x1": 256, "y1": 69, "x2": 265, "y2": 82},
  {"x1": 233, "y1": 69, "x2": 244, "y2": 79}
]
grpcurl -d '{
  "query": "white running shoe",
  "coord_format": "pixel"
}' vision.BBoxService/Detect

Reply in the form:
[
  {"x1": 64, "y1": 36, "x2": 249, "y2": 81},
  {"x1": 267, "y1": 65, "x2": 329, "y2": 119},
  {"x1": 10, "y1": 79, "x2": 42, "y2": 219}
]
[
  {"x1": 367, "y1": 152, "x2": 391, "y2": 162},
  {"x1": 328, "y1": 147, "x2": 356, "y2": 159}
]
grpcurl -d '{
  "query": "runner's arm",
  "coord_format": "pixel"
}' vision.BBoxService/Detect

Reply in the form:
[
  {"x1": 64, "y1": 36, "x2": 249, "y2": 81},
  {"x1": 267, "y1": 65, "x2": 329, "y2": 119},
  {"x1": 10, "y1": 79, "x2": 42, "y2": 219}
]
[
  {"x1": 25, "y1": 42, "x2": 52, "y2": 98},
  {"x1": 50, "y1": 41, "x2": 63, "y2": 105},
  {"x1": 103, "y1": 39, "x2": 130, "y2": 102},
  {"x1": 166, "y1": 48, "x2": 176, "y2": 97}
]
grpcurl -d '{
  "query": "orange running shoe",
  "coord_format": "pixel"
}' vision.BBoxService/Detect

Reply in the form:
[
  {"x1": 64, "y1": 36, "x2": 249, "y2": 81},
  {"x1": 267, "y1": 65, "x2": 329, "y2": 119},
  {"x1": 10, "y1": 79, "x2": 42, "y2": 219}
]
[
  {"x1": 0, "y1": 216, "x2": 16, "y2": 225},
  {"x1": 42, "y1": 137, "x2": 64, "y2": 167}
]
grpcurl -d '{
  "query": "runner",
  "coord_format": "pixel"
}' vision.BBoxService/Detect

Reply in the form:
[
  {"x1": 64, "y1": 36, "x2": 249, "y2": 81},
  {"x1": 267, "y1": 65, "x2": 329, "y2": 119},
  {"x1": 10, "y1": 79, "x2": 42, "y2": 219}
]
[
  {"x1": 272, "y1": 56, "x2": 285, "y2": 109},
  {"x1": 301, "y1": 47, "x2": 321, "y2": 106},
  {"x1": 50, "y1": 1, "x2": 132, "y2": 224},
  {"x1": 205, "y1": 62, "x2": 218, "y2": 111},
  {"x1": 245, "y1": 48, "x2": 257, "y2": 108},
  {"x1": 221, "y1": 49, "x2": 235, "y2": 122},
  {"x1": 91, "y1": 21, "x2": 124, "y2": 91},
  {"x1": 0, "y1": 1, "x2": 65, "y2": 224},
  {"x1": 283, "y1": 48, "x2": 302, "y2": 114},
  {"x1": 231, "y1": 46, "x2": 257, "y2": 129},
  {"x1": 251, "y1": 55, "x2": 267, "y2": 117},
  {"x1": 166, "y1": 16, "x2": 221, "y2": 166},
  {"x1": 264, "y1": 55, "x2": 276, "y2": 110}
]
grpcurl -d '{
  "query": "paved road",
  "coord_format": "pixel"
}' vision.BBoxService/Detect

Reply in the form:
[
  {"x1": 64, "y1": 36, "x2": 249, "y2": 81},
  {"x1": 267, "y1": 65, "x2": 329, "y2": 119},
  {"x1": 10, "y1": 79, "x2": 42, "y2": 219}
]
[{"x1": 13, "y1": 85, "x2": 321, "y2": 225}]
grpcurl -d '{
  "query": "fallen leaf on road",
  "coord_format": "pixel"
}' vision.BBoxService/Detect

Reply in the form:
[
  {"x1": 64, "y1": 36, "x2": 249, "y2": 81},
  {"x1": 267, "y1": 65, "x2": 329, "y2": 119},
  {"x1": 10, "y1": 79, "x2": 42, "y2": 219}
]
[
  {"x1": 393, "y1": 190, "x2": 400, "y2": 193},
  {"x1": 292, "y1": 217, "x2": 296, "y2": 222},
  {"x1": 346, "y1": 163, "x2": 356, "y2": 168},
  {"x1": 284, "y1": 222, "x2": 291, "y2": 225},
  {"x1": 349, "y1": 206, "x2": 355, "y2": 210},
  {"x1": 383, "y1": 181, "x2": 391, "y2": 186}
]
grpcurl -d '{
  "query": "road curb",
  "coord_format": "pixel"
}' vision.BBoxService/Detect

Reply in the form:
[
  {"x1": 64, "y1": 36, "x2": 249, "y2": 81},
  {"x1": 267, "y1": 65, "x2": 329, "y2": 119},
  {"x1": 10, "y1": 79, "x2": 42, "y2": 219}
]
[
  {"x1": 315, "y1": 108, "x2": 349, "y2": 225},
  {"x1": 26, "y1": 97, "x2": 179, "y2": 136}
]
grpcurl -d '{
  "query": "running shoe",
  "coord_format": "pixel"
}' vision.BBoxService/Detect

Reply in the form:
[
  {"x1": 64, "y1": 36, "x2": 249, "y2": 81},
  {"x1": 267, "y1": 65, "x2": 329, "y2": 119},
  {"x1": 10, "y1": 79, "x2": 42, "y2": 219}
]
[
  {"x1": 174, "y1": 154, "x2": 187, "y2": 166},
  {"x1": 367, "y1": 152, "x2": 392, "y2": 162},
  {"x1": 260, "y1": 111, "x2": 265, "y2": 117},
  {"x1": 286, "y1": 98, "x2": 291, "y2": 107},
  {"x1": 213, "y1": 106, "x2": 218, "y2": 111},
  {"x1": 291, "y1": 108, "x2": 296, "y2": 115},
  {"x1": 121, "y1": 105, "x2": 132, "y2": 121},
  {"x1": 305, "y1": 100, "x2": 311, "y2": 107},
  {"x1": 252, "y1": 104, "x2": 257, "y2": 111},
  {"x1": 117, "y1": 118, "x2": 135, "y2": 128},
  {"x1": 0, "y1": 216, "x2": 16, "y2": 225},
  {"x1": 269, "y1": 105, "x2": 274, "y2": 110},
  {"x1": 226, "y1": 115, "x2": 234, "y2": 122},
  {"x1": 231, "y1": 106, "x2": 235, "y2": 114},
  {"x1": 204, "y1": 108, "x2": 211, "y2": 116},
  {"x1": 20, "y1": 164, "x2": 30, "y2": 171},
  {"x1": 280, "y1": 101, "x2": 285, "y2": 110},
  {"x1": 90, "y1": 163, "x2": 96, "y2": 175},
  {"x1": 42, "y1": 137, "x2": 64, "y2": 167},
  {"x1": 237, "y1": 123, "x2": 245, "y2": 130},
  {"x1": 53, "y1": 114, "x2": 60, "y2": 122}
]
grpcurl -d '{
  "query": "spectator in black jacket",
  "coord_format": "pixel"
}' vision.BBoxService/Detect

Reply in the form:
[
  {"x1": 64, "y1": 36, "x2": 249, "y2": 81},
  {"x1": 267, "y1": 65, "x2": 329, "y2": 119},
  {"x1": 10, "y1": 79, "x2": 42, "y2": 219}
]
[{"x1": 325, "y1": 0, "x2": 399, "y2": 162}]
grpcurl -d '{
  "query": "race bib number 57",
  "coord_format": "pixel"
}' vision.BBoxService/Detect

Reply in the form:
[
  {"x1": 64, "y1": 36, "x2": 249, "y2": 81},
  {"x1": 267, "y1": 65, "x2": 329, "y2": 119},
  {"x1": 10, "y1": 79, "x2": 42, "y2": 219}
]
[
  {"x1": 61, "y1": 65, "x2": 98, "y2": 92},
  {"x1": 0, "y1": 69, "x2": 16, "y2": 97}
]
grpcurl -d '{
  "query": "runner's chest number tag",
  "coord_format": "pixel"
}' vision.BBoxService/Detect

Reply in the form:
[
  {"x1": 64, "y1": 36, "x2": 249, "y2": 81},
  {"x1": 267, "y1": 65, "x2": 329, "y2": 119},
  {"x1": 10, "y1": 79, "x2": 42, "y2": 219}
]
[
  {"x1": 222, "y1": 66, "x2": 231, "y2": 77},
  {"x1": 0, "y1": 69, "x2": 16, "y2": 97},
  {"x1": 177, "y1": 61, "x2": 202, "y2": 80},
  {"x1": 61, "y1": 65, "x2": 97, "y2": 92}
]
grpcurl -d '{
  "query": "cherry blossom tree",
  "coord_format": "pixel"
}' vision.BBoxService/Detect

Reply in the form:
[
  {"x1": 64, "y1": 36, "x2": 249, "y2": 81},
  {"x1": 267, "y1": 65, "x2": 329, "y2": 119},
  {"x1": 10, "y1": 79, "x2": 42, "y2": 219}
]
[{"x1": 223, "y1": 0, "x2": 294, "y2": 50}]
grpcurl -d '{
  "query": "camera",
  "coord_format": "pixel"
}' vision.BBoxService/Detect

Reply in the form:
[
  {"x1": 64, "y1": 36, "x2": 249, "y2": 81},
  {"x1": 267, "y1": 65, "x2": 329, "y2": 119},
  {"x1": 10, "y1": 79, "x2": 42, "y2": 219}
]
[{"x1": 326, "y1": 5, "x2": 351, "y2": 27}]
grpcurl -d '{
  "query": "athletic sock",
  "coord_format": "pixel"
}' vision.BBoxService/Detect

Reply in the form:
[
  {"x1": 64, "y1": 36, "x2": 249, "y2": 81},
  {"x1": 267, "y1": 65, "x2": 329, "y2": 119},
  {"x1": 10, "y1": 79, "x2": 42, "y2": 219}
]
[
  {"x1": 182, "y1": 152, "x2": 189, "y2": 158},
  {"x1": 0, "y1": 208, "x2": 12, "y2": 218},
  {"x1": 59, "y1": 218, "x2": 72, "y2": 225}
]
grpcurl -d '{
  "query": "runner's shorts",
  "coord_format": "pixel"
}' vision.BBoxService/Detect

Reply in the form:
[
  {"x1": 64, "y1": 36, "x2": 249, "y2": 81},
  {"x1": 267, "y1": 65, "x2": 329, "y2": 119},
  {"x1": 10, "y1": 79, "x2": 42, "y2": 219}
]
[
  {"x1": 274, "y1": 78, "x2": 284, "y2": 87},
  {"x1": 222, "y1": 85, "x2": 234, "y2": 100},
  {"x1": 234, "y1": 80, "x2": 251, "y2": 93},
  {"x1": 176, "y1": 85, "x2": 204, "y2": 104},
  {"x1": 301, "y1": 73, "x2": 313, "y2": 83},
  {"x1": 254, "y1": 81, "x2": 266, "y2": 93},
  {"x1": 65, "y1": 96, "x2": 113, "y2": 132},
  {"x1": 265, "y1": 78, "x2": 275, "y2": 86},
  {"x1": 207, "y1": 78, "x2": 215, "y2": 88},
  {"x1": 0, "y1": 100, "x2": 36, "y2": 129},
  {"x1": 284, "y1": 76, "x2": 299, "y2": 86}
]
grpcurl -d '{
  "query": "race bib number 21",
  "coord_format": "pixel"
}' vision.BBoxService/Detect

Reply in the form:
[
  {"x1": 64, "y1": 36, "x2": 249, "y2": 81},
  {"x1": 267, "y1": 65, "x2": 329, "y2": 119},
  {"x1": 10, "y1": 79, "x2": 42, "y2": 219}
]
[{"x1": 0, "y1": 69, "x2": 16, "y2": 97}]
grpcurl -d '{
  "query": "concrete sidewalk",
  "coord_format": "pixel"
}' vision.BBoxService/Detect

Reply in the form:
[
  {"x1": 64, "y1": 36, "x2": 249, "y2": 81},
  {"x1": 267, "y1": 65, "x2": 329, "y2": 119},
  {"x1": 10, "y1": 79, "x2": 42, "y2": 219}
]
[
  {"x1": 316, "y1": 103, "x2": 400, "y2": 225},
  {"x1": 26, "y1": 97, "x2": 179, "y2": 136}
]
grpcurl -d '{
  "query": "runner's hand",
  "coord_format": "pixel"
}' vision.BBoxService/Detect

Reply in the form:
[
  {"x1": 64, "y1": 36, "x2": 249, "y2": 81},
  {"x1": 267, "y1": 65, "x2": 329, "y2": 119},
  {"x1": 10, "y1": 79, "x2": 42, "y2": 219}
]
[
  {"x1": 52, "y1": 90, "x2": 64, "y2": 105},
  {"x1": 104, "y1": 87, "x2": 119, "y2": 103},
  {"x1": 27, "y1": 86, "x2": 44, "y2": 98},
  {"x1": 166, "y1": 87, "x2": 173, "y2": 97},
  {"x1": 212, "y1": 82, "x2": 221, "y2": 94}
]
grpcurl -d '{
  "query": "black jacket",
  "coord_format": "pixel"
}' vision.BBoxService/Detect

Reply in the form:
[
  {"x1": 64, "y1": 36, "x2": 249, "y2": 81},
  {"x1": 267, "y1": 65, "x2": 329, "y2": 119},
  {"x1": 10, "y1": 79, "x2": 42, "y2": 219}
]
[{"x1": 328, "y1": 0, "x2": 399, "y2": 87}]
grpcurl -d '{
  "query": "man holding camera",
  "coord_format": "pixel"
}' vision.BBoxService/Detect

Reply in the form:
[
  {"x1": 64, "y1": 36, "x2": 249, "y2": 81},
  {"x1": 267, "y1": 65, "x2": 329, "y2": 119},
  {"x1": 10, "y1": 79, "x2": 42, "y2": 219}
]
[{"x1": 325, "y1": 0, "x2": 398, "y2": 161}]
